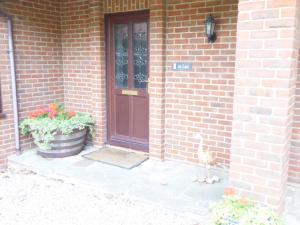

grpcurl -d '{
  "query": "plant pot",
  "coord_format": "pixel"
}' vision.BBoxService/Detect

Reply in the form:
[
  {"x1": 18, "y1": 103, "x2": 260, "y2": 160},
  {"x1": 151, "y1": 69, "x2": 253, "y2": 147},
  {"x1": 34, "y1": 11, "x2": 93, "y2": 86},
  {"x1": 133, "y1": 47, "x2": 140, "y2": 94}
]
[{"x1": 37, "y1": 129, "x2": 87, "y2": 158}]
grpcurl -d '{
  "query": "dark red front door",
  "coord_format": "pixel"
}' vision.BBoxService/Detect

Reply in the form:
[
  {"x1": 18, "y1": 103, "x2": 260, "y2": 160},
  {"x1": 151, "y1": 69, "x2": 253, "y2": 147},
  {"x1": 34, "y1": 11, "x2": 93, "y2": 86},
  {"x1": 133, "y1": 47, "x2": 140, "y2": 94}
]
[{"x1": 106, "y1": 11, "x2": 149, "y2": 152}]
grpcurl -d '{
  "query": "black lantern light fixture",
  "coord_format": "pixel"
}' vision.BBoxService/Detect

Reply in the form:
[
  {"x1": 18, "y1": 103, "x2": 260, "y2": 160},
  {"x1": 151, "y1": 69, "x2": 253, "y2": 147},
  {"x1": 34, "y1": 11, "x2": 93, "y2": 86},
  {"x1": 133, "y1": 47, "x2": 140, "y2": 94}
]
[{"x1": 205, "y1": 15, "x2": 217, "y2": 43}]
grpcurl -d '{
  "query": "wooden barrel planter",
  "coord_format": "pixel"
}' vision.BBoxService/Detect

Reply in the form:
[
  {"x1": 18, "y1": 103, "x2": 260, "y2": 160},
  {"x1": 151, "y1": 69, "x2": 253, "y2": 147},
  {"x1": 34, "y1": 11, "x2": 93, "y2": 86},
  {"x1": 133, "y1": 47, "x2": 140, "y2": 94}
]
[{"x1": 37, "y1": 129, "x2": 87, "y2": 158}]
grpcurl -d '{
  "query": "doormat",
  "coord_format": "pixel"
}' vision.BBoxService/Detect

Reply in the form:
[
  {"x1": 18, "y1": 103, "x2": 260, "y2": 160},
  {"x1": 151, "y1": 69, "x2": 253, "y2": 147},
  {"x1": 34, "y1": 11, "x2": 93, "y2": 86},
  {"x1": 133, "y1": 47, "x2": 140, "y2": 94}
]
[{"x1": 83, "y1": 147, "x2": 149, "y2": 169}]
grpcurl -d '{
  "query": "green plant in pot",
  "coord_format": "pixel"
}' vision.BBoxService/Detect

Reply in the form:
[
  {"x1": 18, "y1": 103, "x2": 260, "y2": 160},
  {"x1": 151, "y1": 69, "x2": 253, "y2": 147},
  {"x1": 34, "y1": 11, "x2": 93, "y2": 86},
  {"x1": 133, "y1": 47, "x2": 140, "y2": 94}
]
[
  {"x1": 210, "y1": 187, "x2": 284, "y2": 225},
  {"x1": 20, "y1": 103, "x2": 95, "y2": 158}
]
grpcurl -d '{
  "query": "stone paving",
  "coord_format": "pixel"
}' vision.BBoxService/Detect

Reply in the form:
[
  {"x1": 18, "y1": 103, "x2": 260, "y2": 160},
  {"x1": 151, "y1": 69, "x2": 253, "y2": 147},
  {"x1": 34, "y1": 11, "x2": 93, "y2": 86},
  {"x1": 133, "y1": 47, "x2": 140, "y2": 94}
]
[
  {"x1": 0, "y1": 169, "x2": 199, "y2": 225},
  {"x1": 8, "y1": 146, "x2": 228, "y2": 222},
  {"x1": 7, "y1": 146, "x2": 300, "y2": 224},
  {"x1": 284, "y1": 185, "x2": 300, "y2": 225}
]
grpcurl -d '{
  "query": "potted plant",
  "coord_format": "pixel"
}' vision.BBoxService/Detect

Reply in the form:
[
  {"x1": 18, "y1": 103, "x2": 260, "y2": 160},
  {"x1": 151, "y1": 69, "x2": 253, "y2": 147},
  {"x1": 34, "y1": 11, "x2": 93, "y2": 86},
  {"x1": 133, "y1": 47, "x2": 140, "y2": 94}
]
[
  {"x1": 210, "y1": 187, "x2": 284, "y2": 225},
  {"x1": 20, "y1": 103, "x2": 95, "y2": 158}
]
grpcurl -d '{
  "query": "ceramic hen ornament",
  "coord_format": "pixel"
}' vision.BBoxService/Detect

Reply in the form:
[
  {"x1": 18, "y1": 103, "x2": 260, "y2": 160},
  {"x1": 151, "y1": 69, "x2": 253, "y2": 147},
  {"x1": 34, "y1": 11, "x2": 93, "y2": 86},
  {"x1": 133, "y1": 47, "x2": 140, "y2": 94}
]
[{"x1": 192, "y1": 134, "x2": 220, "y2": 184}]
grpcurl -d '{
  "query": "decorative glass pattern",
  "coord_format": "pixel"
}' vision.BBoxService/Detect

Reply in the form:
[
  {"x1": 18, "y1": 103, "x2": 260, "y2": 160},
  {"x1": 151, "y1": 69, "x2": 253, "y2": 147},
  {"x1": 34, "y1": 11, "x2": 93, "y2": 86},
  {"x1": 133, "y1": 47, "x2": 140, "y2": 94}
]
[
  {"x1": 115, "y1": 24, "x2": 129, "y2": 88},
  {"x1": 133, "y1": 23, "x2": 148, "y2": 89}
]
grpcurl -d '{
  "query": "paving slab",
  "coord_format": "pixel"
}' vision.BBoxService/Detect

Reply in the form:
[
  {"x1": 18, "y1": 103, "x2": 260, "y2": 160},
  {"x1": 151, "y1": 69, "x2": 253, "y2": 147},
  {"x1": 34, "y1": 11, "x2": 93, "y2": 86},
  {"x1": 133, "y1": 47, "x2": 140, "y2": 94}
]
[
  {"x1": 284, "y1": 186, "x2": 300, "y2": 225},
  {"x1": 8, "y1": 146, "x2": 299, "y2": 224},
  {"x1": 0, "y1": 169, "x2": 199, "y2": 225},
  {"x1": 8, "y1": 146, "x2": 229, "y2": 221}
]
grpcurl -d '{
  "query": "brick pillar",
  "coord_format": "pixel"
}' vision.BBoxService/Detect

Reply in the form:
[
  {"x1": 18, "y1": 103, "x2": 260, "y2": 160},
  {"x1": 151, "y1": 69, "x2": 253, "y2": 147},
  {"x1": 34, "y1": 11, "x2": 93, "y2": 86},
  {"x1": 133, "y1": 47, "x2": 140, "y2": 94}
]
[
  {"x1": 230, "y1": 0, "x2": 300, "y2": 212},
  {"x1": 88, "y1": 0, "x2": 106, "y2": 146},
  {"x1": 0, "y1": 17, "x2": 15, "y2": 166},
  {"x1": 149, "y1": 0, "x2": 167, "y2": 160}
]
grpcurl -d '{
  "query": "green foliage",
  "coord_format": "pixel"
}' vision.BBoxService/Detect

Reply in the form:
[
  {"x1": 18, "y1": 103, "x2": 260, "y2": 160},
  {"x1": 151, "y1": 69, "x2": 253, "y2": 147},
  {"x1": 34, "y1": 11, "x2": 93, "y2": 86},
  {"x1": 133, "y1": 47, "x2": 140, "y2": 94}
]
[
  {"x1": 211, "y1": 195, "x2": 284, "y2": 225},
  {"x1": 20, "y1": 103, "x2": 95, "y2": 150}
]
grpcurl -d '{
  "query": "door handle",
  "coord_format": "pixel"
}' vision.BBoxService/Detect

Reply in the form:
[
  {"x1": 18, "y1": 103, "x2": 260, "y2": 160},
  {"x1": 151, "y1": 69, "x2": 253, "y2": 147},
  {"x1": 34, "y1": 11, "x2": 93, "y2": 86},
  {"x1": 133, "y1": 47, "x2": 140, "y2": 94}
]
[{"x1": 122, "y1": 90, "x2": 138, "y2": 96}]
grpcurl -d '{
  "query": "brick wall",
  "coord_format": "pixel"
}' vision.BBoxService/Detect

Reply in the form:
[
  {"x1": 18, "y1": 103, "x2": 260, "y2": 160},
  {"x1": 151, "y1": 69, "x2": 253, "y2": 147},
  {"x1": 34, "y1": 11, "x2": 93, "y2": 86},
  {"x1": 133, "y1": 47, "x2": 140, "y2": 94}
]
[
  {"x1": 0, "y1": 0, "x2": 63, "y2": 164},
  {"x1": 88, "y1": 0, "x2": 107, "y2": 146},
  {"x1": 230, "y1": 0, "x2": 300, "y2": 211},
  {"x1": 61, "y1": 0, "x2": 92, "y2": 113},
  {"x1": 104, "y1": 0, "x2": 149, "y2": 13},
  {"x1": 148, "y1": 0, "x2": 167, "y2": 159},
  {"x1": 61, "y1": 0, "x2": 107, "y2": 146},
  {"x1": 101, "y1": 0, "x2": 238, "y2": 165},
  {"x1": 0, "y1": 17, "x2": 14, "y2": 166},
  {"x1": 164, "y1": 0, "x2": 237, "y2": 166},
  {"x1": 290, "y1": 52, "x2": 300, "y2": 184},
  {"x1": 2, "y1": 0, "x2": 64, "y2": 115}
]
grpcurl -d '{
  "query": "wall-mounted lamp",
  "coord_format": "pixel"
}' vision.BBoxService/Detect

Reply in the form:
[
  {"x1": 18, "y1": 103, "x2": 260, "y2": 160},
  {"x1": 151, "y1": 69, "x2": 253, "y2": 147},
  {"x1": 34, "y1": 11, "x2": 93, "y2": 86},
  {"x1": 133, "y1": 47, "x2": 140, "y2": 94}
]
[{"x1": 205, "y1": 15, "x2": 217, "y2": 43}]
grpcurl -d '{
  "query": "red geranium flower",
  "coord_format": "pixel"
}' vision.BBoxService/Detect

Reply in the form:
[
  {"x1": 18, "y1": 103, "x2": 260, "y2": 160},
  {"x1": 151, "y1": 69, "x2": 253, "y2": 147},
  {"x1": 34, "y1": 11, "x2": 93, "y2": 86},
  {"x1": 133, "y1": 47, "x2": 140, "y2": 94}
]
[
  {"x1": 239, "y1": 197, "x2": 249, "y2": 206},
  {"x1": 68, "y1": 111, "x2": 76, "y2": 118},
  {"x1": 48, "y1": 111, "x2": 57, "y2": 119},
  {"x1": 49, "y1": 103, "x2": 58, "y2": 112},
  {"x1": 29, "y1": 107, "x2": 47, "y2": 119},
  {"x1": 224, "y1": 187, "x2": 236, "y2": 196},
  {"x1": 29, "y1": 111, "x2": 38, "y2": 119}
]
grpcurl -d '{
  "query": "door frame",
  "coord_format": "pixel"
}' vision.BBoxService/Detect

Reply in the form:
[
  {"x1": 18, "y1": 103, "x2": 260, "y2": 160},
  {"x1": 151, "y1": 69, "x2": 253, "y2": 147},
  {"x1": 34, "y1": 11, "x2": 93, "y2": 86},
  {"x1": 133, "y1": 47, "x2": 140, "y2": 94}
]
[{"x1": 105, "y1": 10, "x2": 150, "y2": 152}]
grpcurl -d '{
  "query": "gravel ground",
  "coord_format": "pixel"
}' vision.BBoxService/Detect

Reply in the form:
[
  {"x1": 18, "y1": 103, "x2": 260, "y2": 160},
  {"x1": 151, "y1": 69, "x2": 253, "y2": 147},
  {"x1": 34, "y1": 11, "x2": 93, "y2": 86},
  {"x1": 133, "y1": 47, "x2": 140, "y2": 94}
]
[{"x1": 0, "y1": 169, "x2": 199, "y2": 225}]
